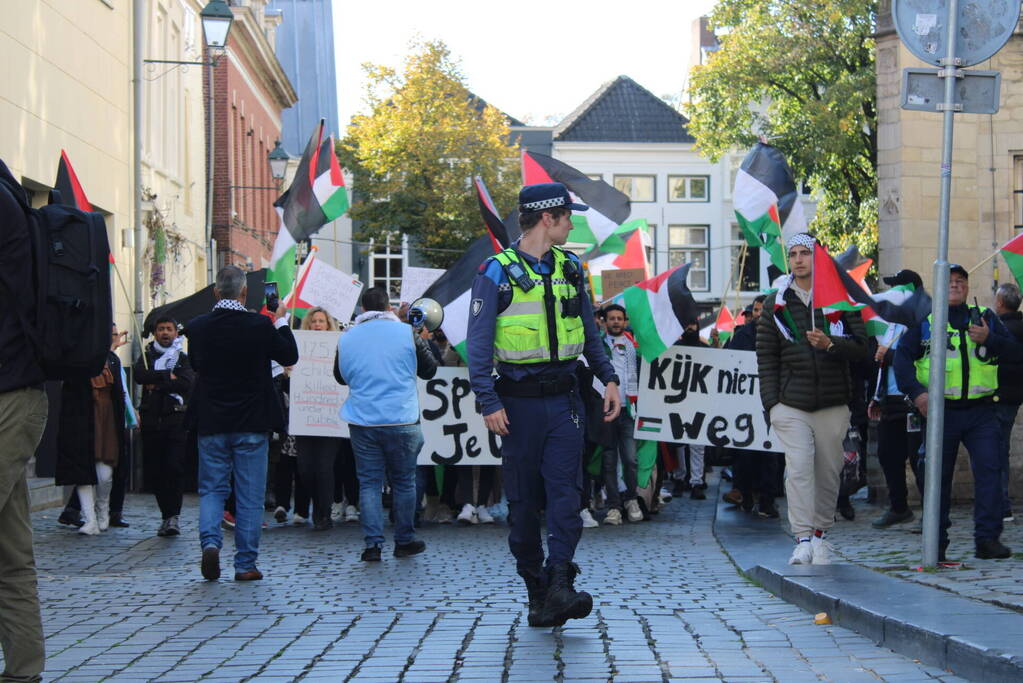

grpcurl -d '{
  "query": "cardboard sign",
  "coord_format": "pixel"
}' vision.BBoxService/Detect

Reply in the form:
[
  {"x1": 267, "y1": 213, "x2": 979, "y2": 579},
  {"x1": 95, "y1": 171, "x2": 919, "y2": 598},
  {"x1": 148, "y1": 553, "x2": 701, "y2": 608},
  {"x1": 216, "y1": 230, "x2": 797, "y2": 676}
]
[
  {"x1": 601, "y1": 268, "x2": 646, "y2": 299},
  {"x1": 418, "y1": 367, "x2": 501, "y2": 466},
  {"x1": 301, "y1": 260, "x2": 363, "y2": 324},
  {"x1": 289, "y1": 336, "x2": 500, "y2": 464},
  {"x1": 400, "y1": 266, "x2": 446, "y2": 304},
  {"x1": 288, "y1": 330, "x2": 350, "y2": 437},
  {"x1": 634, "y1": 345, "x2": 781, "y2": 452}
]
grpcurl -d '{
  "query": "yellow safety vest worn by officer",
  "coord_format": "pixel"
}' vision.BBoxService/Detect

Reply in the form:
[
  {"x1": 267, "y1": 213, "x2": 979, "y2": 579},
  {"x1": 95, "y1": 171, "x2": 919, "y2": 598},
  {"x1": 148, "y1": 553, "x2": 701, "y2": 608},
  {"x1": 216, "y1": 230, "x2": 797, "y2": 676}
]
[
  {"x1": 914, "y1": 309, "x2": 999, "y2": 400},
  {"x1": 491, "y1": 247, "x2": 585, "y2": 364}
]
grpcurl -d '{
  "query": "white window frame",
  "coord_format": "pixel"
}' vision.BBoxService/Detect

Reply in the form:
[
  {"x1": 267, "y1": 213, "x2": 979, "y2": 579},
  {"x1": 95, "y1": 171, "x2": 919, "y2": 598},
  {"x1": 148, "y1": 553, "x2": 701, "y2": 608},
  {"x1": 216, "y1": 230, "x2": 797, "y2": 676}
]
[
  {"x1": 369, "y1": 232, "x2": 408, "y2": 305},
  {"x1": 613, "y1": 174, "x2": 656, "y2": 203},
  {"x1": 668, "y1": 175, "x2": 710, "y2": 202},
  {"x1": 668, "y1": 224, "x2": 710, "y2": 292}
]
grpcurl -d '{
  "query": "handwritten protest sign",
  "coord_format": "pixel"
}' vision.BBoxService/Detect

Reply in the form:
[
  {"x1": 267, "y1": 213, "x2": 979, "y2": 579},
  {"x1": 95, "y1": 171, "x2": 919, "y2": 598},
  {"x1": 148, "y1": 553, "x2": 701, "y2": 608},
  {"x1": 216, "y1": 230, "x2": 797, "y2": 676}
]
[
  {"x1": 289, "y1": 330, "x2": 349, "y2": 437},
  {"x1": 634, "y1": 345, "x2": 780, "y2": 452},
  {"x1": 601, "y1": 268, "x2": 646, "y2": 300},
  {"x1": 289, "y1": 340, "x2": 500, "y2": 464},
  {"x1": 400, "y1": 266, "x2": 446, "y2": 304},
  {"x1": 418, "y1": 367, "x2": 501, "y2": 465},
  {"x1": 301, "y1": 260, "x2": 363, "y2": 324}
]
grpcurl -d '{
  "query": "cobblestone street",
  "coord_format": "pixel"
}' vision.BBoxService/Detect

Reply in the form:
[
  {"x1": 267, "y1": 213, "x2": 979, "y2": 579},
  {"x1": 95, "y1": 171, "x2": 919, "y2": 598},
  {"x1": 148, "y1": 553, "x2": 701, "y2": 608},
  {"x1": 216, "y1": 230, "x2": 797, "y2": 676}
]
[{"x1": 12, "y1": 479, "x2": 969, "y2": 683}]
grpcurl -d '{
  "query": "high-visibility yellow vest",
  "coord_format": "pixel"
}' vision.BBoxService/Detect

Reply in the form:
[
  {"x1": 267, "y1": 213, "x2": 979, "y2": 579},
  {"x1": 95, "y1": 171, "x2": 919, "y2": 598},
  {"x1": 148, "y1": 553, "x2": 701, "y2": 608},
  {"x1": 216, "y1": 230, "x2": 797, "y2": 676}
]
[
  {"x1": 492, "y1": 247, "x2": 585, "y2": 364},
  {"x1": 914, "y1": 309, "x2": 999, "y2": 400}
]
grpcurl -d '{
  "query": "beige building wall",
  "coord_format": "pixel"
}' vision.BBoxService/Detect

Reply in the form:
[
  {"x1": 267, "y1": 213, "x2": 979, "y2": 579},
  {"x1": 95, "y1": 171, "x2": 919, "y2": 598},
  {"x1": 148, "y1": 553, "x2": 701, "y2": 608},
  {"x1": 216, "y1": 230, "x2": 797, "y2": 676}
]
[
  {"x1": 0, "y1": 0, "x2": 133, "y2": 335},
  {"x1": 877, "y1": 3, "x2": 1023, "y2": 501},
  {"x1": 142, "y1": 0, "x2": 209, "y2": 307}
]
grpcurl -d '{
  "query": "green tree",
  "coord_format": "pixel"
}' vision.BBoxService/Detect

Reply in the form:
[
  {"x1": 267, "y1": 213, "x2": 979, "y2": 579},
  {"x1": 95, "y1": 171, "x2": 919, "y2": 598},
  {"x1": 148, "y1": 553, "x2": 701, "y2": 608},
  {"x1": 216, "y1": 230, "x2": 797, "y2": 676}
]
[
  {"x1": 686, "y1": 0, "x2": 878, "y2": 258},
  {"x1": 338, "y1": 40, "x2": 520, "y2": 268}
]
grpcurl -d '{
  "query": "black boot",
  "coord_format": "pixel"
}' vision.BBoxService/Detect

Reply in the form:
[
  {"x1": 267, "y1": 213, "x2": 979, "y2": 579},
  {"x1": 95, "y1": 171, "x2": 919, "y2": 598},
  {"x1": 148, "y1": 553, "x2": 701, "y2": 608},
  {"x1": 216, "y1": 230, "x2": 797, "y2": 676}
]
[
  {"x1": 519, "y1": 568, "x2": 551, "y2": 627},
  {"x1": 541, "y1": 563, "x2": 592, "y2": 627}
]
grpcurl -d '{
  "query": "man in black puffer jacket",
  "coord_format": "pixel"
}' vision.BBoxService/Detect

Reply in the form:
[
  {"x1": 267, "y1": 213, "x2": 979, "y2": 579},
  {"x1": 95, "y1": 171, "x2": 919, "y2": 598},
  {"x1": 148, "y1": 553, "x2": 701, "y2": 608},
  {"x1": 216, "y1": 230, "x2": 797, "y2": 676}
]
[
  {"x1": 756, "y1": 233, "x2": 869, "y2": 566},
  {"x1": 994, "y1": 282, "x2": 1023, "y2": 523}
]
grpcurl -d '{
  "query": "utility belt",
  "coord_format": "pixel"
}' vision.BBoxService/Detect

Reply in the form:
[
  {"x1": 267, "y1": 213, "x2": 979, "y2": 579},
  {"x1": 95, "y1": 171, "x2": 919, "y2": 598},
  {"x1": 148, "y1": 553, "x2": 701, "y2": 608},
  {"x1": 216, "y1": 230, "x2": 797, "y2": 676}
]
[{"x1": 495, "y1": 374, "x2": 576, "y2": 398}]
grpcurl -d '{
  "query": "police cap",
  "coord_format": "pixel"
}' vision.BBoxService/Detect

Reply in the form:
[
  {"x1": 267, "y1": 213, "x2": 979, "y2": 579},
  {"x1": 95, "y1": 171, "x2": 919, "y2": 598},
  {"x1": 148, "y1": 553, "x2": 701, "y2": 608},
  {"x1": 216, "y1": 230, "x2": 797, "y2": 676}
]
[{"x1": 518, "y1": 182, "x2": 588, "y2": 214}]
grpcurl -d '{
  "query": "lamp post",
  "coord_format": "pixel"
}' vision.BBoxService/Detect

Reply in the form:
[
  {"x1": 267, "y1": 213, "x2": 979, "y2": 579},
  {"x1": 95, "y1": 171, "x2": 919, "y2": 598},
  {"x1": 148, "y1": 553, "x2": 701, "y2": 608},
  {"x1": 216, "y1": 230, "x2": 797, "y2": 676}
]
[{"x1": 268, "y1": 140, "x2": 289, "y2": 183}]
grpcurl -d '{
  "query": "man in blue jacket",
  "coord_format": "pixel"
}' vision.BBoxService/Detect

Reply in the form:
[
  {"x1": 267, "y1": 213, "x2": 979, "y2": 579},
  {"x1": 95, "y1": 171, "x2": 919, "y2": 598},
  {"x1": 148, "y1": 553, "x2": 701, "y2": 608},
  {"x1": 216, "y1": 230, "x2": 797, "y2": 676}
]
[
  {"x1": 467, "y1": 182, "x2": 621, "y2": 628},
  {"x1": 335, "y1": 286, "x2": 438, "y2": 562},
  {"x1": 895, "y1": 265, "x2": 1020, "y2": 560}
]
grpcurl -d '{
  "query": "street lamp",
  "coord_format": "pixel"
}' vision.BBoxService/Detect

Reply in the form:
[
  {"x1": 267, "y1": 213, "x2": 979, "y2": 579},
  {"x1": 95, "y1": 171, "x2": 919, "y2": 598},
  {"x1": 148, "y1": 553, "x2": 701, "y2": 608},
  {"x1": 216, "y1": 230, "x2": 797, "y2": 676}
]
[
  {"x1": 268, "y1": 140, "x2": 289, "y2": 181},
  {"x1": 199, "y1": 0, "x2": 234, "y2": 52}
]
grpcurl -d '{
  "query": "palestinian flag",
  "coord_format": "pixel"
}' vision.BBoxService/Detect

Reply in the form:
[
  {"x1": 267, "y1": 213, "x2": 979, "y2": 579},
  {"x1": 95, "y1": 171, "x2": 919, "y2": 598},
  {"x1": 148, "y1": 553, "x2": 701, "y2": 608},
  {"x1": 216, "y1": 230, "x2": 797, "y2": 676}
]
[
  {"x1": 521, "y1": 151, "x2": 649, "y2": 298},
  {"x1": 54, "y1": 150, "x2": 114, "y2": 265},
  {"x1": 861, "y1": 284, "x2": 917, "y2": 337},
  {"x1": 714, "y1": 305, "x2": 736, "y2": 343},
  {"x1": 423, "y1": 177, "x2": 513, "y2": 361},
  {"x1": 268, "y1": 119, "x2": 349, "y2": 307},
  {"x1": 814, "y1": 243, "x2": 932, "y2": 329},
  {"x1": 622, "y1": 264, "x2": 698, "y2": 362},
  {"x1": 733, "y1": 143, "x2": 807, "y2": 273},
  {"x1": 1001, "y1": 233, "x2": 1023, "y2": 287}
]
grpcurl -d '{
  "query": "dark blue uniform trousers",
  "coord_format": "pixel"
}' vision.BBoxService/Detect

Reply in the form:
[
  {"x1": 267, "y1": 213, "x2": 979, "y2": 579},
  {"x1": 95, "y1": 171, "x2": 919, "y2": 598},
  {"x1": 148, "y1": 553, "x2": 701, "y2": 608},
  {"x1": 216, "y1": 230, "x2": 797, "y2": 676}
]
[
  {"x1": 930, "y1": 404, "x2": 1004, "y2": 543},
  {"x1": 500, "y1": 391, "x2": 583, "y2": 573}
]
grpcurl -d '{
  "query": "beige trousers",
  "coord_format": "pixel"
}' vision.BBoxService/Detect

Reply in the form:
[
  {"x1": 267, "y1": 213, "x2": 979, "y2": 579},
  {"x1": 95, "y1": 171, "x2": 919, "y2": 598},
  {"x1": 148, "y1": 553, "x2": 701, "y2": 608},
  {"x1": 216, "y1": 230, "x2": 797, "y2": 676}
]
[
  {"x1": 770, "y1": 402, "x2": 850, "y2": 538},
  {"x1": 0, "y1": 386, "x2": 48, "y2": 683}
]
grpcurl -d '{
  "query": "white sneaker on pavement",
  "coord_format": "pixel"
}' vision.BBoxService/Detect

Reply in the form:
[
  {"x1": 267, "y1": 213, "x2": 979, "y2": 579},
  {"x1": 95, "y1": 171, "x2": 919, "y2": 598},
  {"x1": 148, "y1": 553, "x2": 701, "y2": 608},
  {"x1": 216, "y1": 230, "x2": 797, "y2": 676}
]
[
  {"x1": 331, "y1": 502, "x2": 344, "y2": 522},
  {"x1": 457, "y1": 503, "x2": 478, "y2": 525},
  {"x1": 580, "y1": 508, "x2": 599, "y2": 528},
  {"x1": 659, "y1": 487, "x2": 673, "y2": 503},
  {"x1": 811, "y1": 535, "x2": 833, "y2": 565},
  {"x1": 604, "y1": 508, "x2": 623, "y2": 526},
  {"x1": 624, "y1": 499, "x2": 643, "y2": 523},
  {"x1": 274, "y1": 506, "x2": 288, "y2": 523},
  {"x1": 476, "y1": 506, "x2": 495, "y2": 524},
  {"x1": 344, "y1": 504, "x2": 359, "y2": 523},
  {"x1": 788, "y1": 540, "x2": 813, "y2": 565},
  {"x1": 78, "y1": 519, "x2": 100, "y2": 535},
  {"x1": 291, "y1": 513, "x2": 307, "y2": 526}
]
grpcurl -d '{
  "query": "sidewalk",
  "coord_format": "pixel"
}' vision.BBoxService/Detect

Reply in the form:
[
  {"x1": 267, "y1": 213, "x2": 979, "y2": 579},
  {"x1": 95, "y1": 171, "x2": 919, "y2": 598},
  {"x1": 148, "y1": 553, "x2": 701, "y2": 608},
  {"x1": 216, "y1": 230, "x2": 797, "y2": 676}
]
[{"x1": 713, "y1": 479, "x2": 1023, "y2": 682}]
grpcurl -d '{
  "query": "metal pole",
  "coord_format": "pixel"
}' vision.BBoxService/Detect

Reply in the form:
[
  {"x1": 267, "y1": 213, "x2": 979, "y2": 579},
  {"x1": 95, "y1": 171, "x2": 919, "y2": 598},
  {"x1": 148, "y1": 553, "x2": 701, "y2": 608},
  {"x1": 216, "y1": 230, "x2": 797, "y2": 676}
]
[
  {"x1": 132, "y1": 0, "x2": 145, "y2": 355},
  {"x1": 205, "y1": 58, "x2": 216, "y2": 285},
  {"x1": 921, "y1": 0, "x2": 960, "y2": 568}
]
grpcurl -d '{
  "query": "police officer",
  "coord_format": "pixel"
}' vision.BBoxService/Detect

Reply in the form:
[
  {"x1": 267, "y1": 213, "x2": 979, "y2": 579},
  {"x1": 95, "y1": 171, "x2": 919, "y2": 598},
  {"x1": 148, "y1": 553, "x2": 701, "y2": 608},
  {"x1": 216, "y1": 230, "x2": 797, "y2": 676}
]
[
  {"x1": 467, "y1": 182, "x2": 621, "y2": 628},
  {"x1": 894, "y1": 264, "x2": 1020, "y2": 560}
]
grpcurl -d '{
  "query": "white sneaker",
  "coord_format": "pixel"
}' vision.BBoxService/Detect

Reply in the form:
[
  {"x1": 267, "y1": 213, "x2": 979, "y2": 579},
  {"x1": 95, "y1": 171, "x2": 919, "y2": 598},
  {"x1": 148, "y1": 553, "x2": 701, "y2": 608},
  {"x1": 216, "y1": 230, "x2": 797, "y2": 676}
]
[
  {"x1": 274, "y1": 506, "x2": 288, "y2": 523},
  {"x1": 330, "y1": 502, "x2": 344, "y2": 522},
  {"x1": 344, "y1": 504, "x2": 359, "y2": 523},
  {"x1": 659, "y1": 487, "x2": 673, "y2": 503},
  {"x1": 580, "y1": 508, "x2": 599, "y2": 528},
  {"x1": 457, "y1": 503, "x2": 478, "y2": 525},
  {"x1": 811, "y1": 535, "x2": 833, "y2": 565},
  {"x1": 624, "y1": 499, "x2": 643, "y2": 523},
  {"x1": 96, "y1": 502, "x2": 110, "y2": 532},
  {"x1": 78, "y1": 519, "x2": 100, "y2": 536},
  {"x1": 291, "y1": 513, "x2": 307, "y2": 526},
  {"x1": 788, "y1": 540, "x2": 814, "y2": 565},
  {"x1": 476, "y1": 506, "x2": 495, "y2": 524},
  {"x1": 604, "y1": 508, "x2": 623, "y2": 526}
]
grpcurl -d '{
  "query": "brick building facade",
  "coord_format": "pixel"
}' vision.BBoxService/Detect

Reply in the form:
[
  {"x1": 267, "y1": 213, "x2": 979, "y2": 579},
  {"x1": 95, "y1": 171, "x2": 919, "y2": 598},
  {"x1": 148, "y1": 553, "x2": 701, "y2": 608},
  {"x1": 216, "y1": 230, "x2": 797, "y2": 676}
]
[{"x1": 206, "y1": 1, "x2": 296, "y2": 271}]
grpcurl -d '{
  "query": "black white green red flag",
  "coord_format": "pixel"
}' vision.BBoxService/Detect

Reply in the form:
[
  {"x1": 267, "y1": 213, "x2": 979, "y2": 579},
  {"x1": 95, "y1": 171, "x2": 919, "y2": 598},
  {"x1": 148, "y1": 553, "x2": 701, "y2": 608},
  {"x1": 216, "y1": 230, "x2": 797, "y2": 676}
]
[
  {"x1": 268, "y1": 120, "x2": 349, "y2": 308},
  {"x1": 1001, "y1": 233, "x2": 1023, "y2": 287},
  {"x1": 622, "y1": 264, "x2": 699, "y2": 362},
  {"x1": 733, "y1": 143, "x2": 806, "y2": 273},
  {"x1": 521, "y1": 151, "x2": 650, "y2": 299}
]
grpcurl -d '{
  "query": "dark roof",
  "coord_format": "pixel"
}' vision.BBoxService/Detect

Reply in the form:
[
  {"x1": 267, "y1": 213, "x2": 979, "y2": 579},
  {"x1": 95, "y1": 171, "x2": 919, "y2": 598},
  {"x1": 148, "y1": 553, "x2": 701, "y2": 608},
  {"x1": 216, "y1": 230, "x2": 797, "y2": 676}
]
[
  {"x1": 469, "y1": 92, "x2": 525, "y2": 127},
  {"x1": 554, "y1": 76, "x2": 694, "y2": 143}
]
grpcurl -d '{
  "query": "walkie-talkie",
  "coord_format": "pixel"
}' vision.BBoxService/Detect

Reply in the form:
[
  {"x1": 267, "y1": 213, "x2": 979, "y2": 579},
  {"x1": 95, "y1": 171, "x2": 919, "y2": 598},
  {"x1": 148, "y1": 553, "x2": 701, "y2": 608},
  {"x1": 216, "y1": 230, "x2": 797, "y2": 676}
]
[{"x1": 970, "y1": 297, "x2": 983, "y2": 327}]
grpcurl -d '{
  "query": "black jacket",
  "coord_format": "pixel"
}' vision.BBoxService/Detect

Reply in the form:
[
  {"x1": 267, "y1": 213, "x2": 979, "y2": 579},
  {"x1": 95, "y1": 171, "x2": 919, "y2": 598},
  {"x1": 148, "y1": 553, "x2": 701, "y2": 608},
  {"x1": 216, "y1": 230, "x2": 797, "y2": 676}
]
[
  {"x1": 185, "y1": 309, "x2": 299, "y2": 435},
  {"x1": 756, "y1": 287, "x2": 869, "y2": 412},
  {"x1": 0, "y1": 160, "x2": 45, "y2": 393},
  {"x1": 998, "y1": 311, "x2": 1023, "y2": 406},
  {"x1": 724, "y1": 321, "x2": 757, "y2": 352},
  {"x1": 133, "y1": 342, "x2": 195, "y2": 429},
  {"x1": 55, "y1": 352, "x2": 127, "y2": 486}
]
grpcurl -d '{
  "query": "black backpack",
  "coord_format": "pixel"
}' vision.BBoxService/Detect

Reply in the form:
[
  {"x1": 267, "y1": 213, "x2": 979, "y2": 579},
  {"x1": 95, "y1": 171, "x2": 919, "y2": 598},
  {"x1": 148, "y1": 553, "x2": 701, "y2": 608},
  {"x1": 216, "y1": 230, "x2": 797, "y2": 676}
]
[{"x1": 22, "y1": 192, "x2": 113, "y2": 381}]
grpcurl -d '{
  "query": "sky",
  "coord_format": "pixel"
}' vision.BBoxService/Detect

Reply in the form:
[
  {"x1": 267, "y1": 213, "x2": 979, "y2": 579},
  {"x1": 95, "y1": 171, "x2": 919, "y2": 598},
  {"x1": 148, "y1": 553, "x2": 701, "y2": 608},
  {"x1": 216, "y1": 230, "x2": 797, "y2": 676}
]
[{"x1": 332, "y1": 0, "x2": 719, "y2": 131}]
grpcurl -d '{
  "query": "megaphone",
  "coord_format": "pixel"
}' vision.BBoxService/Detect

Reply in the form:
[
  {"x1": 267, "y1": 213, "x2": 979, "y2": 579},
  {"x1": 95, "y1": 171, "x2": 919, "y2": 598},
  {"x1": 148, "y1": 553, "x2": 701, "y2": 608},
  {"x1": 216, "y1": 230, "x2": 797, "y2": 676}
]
[{"x1": 408, "y1": 297, "x2": 444, "y2": 332}]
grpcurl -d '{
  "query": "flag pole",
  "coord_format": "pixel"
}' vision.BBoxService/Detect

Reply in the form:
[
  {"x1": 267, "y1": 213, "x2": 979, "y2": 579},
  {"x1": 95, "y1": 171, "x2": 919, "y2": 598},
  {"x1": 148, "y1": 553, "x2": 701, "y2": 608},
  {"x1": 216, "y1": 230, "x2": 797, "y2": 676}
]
[
  {"x1": 734, "y1": 242, "x2": 749, "y2": 313},
  {"x1": 969, "y1": 249, "x2": 998, "y2": 274}
]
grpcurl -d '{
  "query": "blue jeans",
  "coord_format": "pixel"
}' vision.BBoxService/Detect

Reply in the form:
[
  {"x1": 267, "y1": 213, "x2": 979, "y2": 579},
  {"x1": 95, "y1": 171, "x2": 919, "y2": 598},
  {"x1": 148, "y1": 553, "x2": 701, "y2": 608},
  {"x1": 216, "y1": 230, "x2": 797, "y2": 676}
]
[
  {"x1": 198, "y1": 432, "x2": 268, "y2": 571},
  {"x1": 349, "y1": 424, "x2": 423, "y2": 548},
  {"x1": 994, "y1": 401, "x2": 1018, "y2": 516}
]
